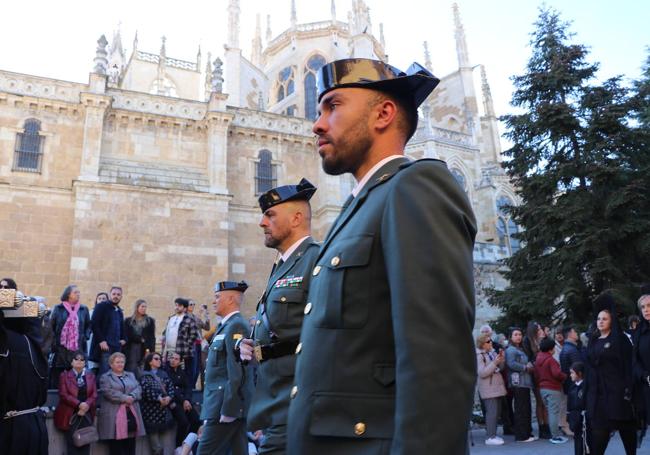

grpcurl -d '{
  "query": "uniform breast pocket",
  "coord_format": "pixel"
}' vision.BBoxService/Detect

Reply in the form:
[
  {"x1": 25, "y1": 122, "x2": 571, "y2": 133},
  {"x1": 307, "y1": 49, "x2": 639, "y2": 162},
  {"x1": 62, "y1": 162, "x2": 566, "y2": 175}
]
[
  {"x1": 210, "y1": 339, "x2": 226, "y2": 366},
  {"x1": 312, "y1": 233, "x2": 374, "y2": 329},
  {"x1": 269, "y1": 287, "x2": 306, "y2": 329}
]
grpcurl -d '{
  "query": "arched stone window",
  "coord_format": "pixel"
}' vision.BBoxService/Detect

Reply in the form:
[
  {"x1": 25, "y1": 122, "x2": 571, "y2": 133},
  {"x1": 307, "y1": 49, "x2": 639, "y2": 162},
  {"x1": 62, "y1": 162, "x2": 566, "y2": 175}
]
[
  {"x1": 496, "y1": 196, "x2": 520, "y2": 255},
  {"x1": 450, "y1": 168, "x2": 467, "y2": 193},
  {"x1": 304, "y1": 55, "x2": 326, "y2": 120},
  {"x1": 276, "y1": 66, "x2": 295, "y2": 103},
  {"x1": 13, "y1": 118, "x2": 43, "y2": 173},
  {"x1": 255, "y1": 150, "x2": 277, "y2": 194}
]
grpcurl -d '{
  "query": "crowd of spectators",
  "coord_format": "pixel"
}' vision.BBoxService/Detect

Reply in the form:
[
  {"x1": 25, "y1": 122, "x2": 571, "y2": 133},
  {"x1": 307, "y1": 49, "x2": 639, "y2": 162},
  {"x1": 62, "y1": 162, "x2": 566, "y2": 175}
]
[
  {"x1": 1, "y1": 278, "x2": 216, "y2": 455},
  {"x1": 475, "y1": 287, "x2": 650, "y2": 455}
]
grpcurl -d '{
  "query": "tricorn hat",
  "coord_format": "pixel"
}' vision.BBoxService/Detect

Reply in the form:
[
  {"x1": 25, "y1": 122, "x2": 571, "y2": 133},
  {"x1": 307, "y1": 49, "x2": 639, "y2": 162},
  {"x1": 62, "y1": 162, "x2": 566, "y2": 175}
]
[
  {"x1": 258, "y1": 178, "x2": 317, "y2": 213},
  {"x1": 316, "y1": 58, "x2": 440, "y2": 108},
  {"x1": 214, "y1": 281, "x2": 249, "y2": 293}
]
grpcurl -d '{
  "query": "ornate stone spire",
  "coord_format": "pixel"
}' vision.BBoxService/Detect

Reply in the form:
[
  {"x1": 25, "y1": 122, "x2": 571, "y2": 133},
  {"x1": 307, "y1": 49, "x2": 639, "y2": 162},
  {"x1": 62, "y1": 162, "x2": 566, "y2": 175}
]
[
  {"x1": 480, "y1": 65, "x2": 495, "y2": 117},
  {"x1": 350, "y1": 0, "x2": 371, "y2": 35},
  {"x1": 204, "y1": 52, "x2": 212, "y2": 98},
  {"x1": 160, "y1": 36, "x2": 167, "y2": 59},
  {"x1": 291, "y1": 0, "x2": 297, "y2": 28},
  {"x1": 133, "y1": 30, "x2": 139, "y2": 52},
  {"x1": 211, "y1": 57, "x2": 224, "y2": 93},
  {"x1": 452, "y1": 3, "x2": 470, "y2": 68},
  {"x1": 227, "y1": 0, "x2": 240, "y2": 49},
  {"x1": 110, "y1": 24, "x2": 125, "y2": 61},
  {"x1": 331, "y1": 0, "x2": 336, "y2": 21},
  {"x1": 266, "y1": 14, "x2": 272, "y2": 42},
  {"x1": 423, "y1": 41, "x2": 433, "y2": 71},
  {"x1": 93, "y1": 35, "x2": 109, "y2": 75},
  {"x1": 251, "y1": 13, "x2": 263, "y2": 66},
  {"x1": 197, "y1": 45, "x2": 202, "y2": 69},
  {"x1": 379, "y1": 23, "x2": 386, "y2": 49}
]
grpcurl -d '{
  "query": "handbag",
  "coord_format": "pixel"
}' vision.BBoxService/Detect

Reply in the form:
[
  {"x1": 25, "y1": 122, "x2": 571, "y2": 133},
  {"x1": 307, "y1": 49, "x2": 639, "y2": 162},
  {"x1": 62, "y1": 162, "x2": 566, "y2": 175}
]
[{"x1": 71, "y1": 414, "x2": 98, "y2": 447}]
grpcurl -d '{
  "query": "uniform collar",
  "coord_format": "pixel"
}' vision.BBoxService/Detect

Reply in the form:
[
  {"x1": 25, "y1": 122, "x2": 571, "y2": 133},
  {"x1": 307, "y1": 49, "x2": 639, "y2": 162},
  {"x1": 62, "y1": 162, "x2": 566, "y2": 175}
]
[
  {"x1": 351, "y1": 154, "x2": 406, "y2": 197},
  {"x1": 220, "y1": 311, "x2": 240, "y2": 325},
  {"x1": 280, "y1": 236, "x2": 310, "y2": 262}
]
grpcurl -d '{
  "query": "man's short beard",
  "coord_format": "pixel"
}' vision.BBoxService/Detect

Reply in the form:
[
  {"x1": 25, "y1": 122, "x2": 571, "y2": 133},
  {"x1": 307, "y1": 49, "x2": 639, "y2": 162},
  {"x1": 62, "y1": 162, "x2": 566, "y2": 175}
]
[
  {"x1": 321, "y1": 113, "x2": 372, "y2": 176},
  {"x1": 264, "y1": 236, "x2": 281, "y2": 249}
]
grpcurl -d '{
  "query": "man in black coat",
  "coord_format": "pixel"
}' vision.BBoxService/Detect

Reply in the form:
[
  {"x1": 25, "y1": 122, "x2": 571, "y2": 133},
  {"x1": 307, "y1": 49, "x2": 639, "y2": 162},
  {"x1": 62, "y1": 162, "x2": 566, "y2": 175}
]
[
  {"x1": 164, "y1": 351, "x2": 200, "y2": 447},
  {"x1": 286, "y1": 59, "x2": 477, "y2": 455},
  {"x1": 559, "y1": 325, "x2": 584, "y2": 393},
  {"x1": 89, "y1": 286, "x2": 125, "y2": 375}
]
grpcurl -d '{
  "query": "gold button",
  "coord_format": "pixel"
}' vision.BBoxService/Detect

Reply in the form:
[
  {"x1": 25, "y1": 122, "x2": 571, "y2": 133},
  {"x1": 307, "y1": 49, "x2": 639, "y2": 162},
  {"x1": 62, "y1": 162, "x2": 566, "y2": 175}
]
[
  {"x1": 290, "y1": 385, "x2": 298, "y2": 399},
  {"x1": 354, "y1": 422, "x2": 366, "y2": 436},
  {"x1": 295, "y1": 342, "x2": 302, "y2": 354},
  {"x1": 330, "y1": 256, "x2": 340, "y2": 266},
  {"x1": 312, "y1": 265, "x2": 321, "y2": 276},
  {"x1": 280, "y1": 296, "x2": 287, "y2": 302},
  {"x1": 304, "y1": 302, "x2": 312, "y2": 315}
]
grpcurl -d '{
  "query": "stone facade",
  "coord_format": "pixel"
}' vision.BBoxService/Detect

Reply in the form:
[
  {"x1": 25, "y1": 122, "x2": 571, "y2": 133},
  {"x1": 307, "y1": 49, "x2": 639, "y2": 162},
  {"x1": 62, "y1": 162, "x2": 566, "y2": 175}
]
[{"x1": 0, "y1": 1, "x2": 518, "y2": 331}]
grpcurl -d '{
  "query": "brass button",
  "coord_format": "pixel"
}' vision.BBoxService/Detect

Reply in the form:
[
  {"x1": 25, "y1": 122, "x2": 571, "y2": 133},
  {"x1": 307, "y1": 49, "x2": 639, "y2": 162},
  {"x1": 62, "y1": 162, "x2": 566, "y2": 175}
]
[
  {"x1": 280, "y1": 296, "x2": 287, "y2": 302},
  {"x1": 330, "y1": 256, "x2": 340, "y2": 266},
  {"x1": 290, "y1": 386, "x2": 298, "y2": 399},
  {"x1": 304, "y1": 302, "x2": 312, "y2": 315},
  {"x1": 295, "y1": 342, "x2": 302, "y2": 354},
  {"x1": 354, "y1": 422, "x2": 366, "y2": 436},
  {"x1": 312, "y1": 265, "x2": 321, "y2": 276}
]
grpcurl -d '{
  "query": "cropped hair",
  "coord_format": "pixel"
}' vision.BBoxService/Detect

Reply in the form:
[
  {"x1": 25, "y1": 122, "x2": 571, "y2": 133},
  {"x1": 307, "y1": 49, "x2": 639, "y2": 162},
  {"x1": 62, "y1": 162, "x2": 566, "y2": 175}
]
[
  {"x1": 570, "y1": 361, "x2": 585, "y2": 376},
  {"x1": 539, "y1": 337, "x2": 555, "y2": 353}
]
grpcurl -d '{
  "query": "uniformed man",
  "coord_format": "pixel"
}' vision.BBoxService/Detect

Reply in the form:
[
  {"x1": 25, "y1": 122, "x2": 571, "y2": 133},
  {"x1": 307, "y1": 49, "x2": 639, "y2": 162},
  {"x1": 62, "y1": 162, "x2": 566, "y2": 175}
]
[
  {"x1": 238, "y1": 178, "x2": 320, "y2": 454},
  {"x1": 197, "y1": 280, "x2": 253, "y2": 455},
  {"x1": 286, "y1": 59, "x2": 478, "y2": 454}
]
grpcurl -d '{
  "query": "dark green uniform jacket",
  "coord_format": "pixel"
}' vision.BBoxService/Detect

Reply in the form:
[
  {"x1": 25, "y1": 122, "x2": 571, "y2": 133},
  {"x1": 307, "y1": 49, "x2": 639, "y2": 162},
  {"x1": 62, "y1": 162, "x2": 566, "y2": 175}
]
[
  {"x1": 287, "y1": 157, "x2": 477, "y2": 455},
  {"x1": 247, "y1": 237, "x2": 320, "y2": 431},
  {"x1": 200, "y1": 312, "x2": 253, "y2": 420}
]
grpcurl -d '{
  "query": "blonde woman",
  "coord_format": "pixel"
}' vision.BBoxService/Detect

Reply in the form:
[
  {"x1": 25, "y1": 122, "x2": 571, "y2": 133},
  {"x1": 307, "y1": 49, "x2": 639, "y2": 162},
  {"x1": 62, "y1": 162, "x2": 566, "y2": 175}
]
[{"x1": 476, "y1": 333, "x2": 507, "y2": 446}]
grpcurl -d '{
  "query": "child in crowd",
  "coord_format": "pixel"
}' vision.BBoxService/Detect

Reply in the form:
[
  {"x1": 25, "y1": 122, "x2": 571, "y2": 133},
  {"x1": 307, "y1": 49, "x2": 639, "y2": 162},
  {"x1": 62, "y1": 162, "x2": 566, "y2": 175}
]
[
  {"x1": 534, "y1": 337, "x2": 568, "y2": 444},
  {"x1": 567, "y1": 361, "x2": 587, "y2": 455}
]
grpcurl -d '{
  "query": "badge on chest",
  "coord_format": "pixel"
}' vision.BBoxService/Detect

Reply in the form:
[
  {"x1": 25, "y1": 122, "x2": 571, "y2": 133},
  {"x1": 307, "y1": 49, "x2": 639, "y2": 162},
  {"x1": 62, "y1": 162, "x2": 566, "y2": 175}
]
[{"x1": 274, "y1": 276, "x2": 303, "y2": 288}]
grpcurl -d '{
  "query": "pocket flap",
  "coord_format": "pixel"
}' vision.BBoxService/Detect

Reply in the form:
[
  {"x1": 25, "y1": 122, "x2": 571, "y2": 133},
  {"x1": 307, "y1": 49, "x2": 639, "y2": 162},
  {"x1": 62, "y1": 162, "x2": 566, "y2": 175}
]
[
  {"x1": 325, "y1": 234, "x2": 374, "y2": 269},
  {"x1": 309, "y1": 392, "x2": 394, "y2": 439},
  {"x1": 271, "y1": 288, "x2": 305, "y2": 304}
]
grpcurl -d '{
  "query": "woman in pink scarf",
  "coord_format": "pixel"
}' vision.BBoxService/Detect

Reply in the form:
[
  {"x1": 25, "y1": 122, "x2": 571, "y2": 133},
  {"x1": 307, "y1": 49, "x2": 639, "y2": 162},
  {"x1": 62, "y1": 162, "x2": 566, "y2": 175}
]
[{"x1": 50, "y1": 285, "x2": 91, "y2": 388}]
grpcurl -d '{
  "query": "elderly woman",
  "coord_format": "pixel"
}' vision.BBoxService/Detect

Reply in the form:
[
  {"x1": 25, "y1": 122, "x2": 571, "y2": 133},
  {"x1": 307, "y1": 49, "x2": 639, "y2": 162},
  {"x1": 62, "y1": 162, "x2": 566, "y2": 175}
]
[
  {"x1": 50, "y1": 285, "x2": 91, "y2": 389},
  {"x1": 98, "y1": 352, "x2": 146, "y2": 455},
  {"x1": 586, "y1": 293, "x2": 637, "y2": 455},
  {"x1": 634, "y1": 285, "x2": 650, "y2": 440},
  {"x1": 53, "y1": 351, "x2": 97, "y2": 455},
  {"x1": 140, "y1": 352, "x2": 175, "y2": 455},
  {"x1": 124, "y1": 299, "x2": 156, "y2": 376},
  {"x1": 476, "y1": 332, "x2": 507, "y2": 446}
]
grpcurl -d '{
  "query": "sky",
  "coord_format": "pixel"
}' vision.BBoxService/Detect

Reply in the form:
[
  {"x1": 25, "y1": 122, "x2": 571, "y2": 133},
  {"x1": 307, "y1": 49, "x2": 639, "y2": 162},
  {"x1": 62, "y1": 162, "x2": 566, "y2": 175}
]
[{"x1": 0, "y1": 0, "x2": 648, "y2": 126}]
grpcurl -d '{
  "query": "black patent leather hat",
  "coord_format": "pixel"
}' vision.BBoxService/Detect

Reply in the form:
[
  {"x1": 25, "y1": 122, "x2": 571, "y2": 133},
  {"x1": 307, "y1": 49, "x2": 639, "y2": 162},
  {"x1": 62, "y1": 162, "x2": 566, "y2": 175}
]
[
  {"x1": 316, "y1": 58, "x2": 440, "y2": 107},
  {"x1": 214, "y1": 281, "x2": 248, "y2": 293},
  {"x1": 258, "y1": 178, "x2": 317, "y2": 213}
]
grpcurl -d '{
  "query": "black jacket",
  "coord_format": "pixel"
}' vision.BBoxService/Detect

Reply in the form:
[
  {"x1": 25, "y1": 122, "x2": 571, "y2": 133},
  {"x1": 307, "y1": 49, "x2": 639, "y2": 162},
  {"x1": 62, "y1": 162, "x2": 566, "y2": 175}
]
[
  {"x1": 567, "y1": 381, "x2": 586, "y2": 433},
  {"x1": 89, "y1": 302, "x2": 124, "y2": 361},
  {"x1": 163, "y1": 364, "x2": 193, "y2": 405},
  {"x1": 123, "y1": 316, "x2": 156, "y2": 362},
  {"x1": 50, "y1": 303, "x2": 91, "y2": 354},
  {"x1": 633, "y1": 319, "x2": 650, "y2": 421}
]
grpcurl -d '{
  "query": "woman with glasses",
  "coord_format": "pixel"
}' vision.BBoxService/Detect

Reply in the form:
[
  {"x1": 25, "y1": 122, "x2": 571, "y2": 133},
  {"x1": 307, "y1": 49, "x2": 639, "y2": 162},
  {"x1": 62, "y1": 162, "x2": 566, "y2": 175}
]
[
  {"x1": 476, "y1": 333, "x2": 507, "y2": 445},
  {"x1": 124, "y1": 300, "x2": 156, "y2": 377},
  {"x1": 50, "y1": 285, "x2": 91, "y2": 389},
  {"x1": 53, "y1": 351, "x2": 97, "y2": 455},
  {"x1": 140, "y1": 352, "x2": 175, "y2": 455},
  {"x1": 97, "y1": 352, "x2": 145, "y2": 455}
]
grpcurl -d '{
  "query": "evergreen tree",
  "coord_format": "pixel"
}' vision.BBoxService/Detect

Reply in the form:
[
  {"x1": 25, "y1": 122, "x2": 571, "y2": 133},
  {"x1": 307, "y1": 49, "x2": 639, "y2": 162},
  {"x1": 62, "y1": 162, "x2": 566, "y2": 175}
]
[{"x1": 490, "y1": 8, "x2": 650, "y2": 328}]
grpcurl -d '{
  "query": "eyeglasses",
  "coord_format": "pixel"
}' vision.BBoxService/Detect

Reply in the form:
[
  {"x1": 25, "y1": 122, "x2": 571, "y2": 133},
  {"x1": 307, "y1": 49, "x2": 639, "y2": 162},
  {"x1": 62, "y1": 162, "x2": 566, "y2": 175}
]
[
  {"x1": 189, "y1": 303, "x2": 195, "y2": 306},
  {"x1": 0, "y1": 285, "x2": 8, "y2": 289},
  {"x1": 73, "y1": 357, "x2": 86, "y2": 362},
  {"x1": 152, "y1": 357, "x2": 161, "y2": 361}
]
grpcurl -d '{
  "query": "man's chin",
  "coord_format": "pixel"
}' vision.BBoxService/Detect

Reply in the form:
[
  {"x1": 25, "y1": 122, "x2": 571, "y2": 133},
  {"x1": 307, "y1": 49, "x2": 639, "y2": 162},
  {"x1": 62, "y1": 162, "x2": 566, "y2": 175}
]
[{"x1": 321, "y1": 159, "x2": 346, "y2": 176}]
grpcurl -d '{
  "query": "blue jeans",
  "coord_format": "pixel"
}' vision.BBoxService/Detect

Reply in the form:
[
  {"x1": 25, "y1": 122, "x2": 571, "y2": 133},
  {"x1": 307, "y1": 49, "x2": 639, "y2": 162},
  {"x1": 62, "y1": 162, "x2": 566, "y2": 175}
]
[{"x1": 540, "y1": 389, "x2": 562, "y2": 438}]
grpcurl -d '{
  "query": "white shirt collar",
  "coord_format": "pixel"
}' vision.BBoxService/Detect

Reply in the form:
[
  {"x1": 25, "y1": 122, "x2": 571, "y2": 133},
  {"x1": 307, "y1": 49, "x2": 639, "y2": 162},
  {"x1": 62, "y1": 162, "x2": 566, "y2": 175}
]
[
  {"x1": 220, "y1": 310, "x2": 240, "y2": 325},
  {"x1": 280, "y1": 236, "x2": 310, "y2": 262},
  {"x1": 351, "y1": 154, "x2": 406, "y2": 197},
  {"x1": 575, "y1": 379, "x2": 583, "y2": 386}
]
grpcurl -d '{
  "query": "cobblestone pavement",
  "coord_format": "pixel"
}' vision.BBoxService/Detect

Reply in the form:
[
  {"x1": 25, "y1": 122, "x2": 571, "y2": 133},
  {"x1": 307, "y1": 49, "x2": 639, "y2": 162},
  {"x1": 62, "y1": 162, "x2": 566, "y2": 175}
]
[{"x1": 469, "y1": 427, "x2": 649, "y2": 454}]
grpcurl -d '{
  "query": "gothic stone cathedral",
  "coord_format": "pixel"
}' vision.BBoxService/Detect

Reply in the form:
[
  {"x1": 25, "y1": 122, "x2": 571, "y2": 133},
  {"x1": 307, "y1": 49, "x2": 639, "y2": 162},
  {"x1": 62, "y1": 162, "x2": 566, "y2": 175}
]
[{"x1": 0, "y1": 1, "x2": 517, "y2": 330}]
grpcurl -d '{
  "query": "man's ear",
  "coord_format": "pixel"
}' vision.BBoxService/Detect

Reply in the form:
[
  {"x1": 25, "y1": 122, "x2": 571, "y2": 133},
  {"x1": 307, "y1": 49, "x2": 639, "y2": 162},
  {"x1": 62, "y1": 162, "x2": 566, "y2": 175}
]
[{"x1": 372, "y1": 98, "x2": 398, "y2": 132}]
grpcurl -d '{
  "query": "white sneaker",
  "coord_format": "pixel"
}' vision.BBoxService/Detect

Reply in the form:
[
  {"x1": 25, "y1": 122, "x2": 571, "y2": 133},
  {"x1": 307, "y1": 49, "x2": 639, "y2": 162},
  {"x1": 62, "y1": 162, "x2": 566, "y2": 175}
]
[
  {"x1": 485, "y1": 437, "x2": 505, "y2": 446},
  {"x1": 518, "y1": 436, "x2": 537, "y2": 442},
  {"x1": 550, "y1": 436, "x2": 568, "y2": 444}
]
